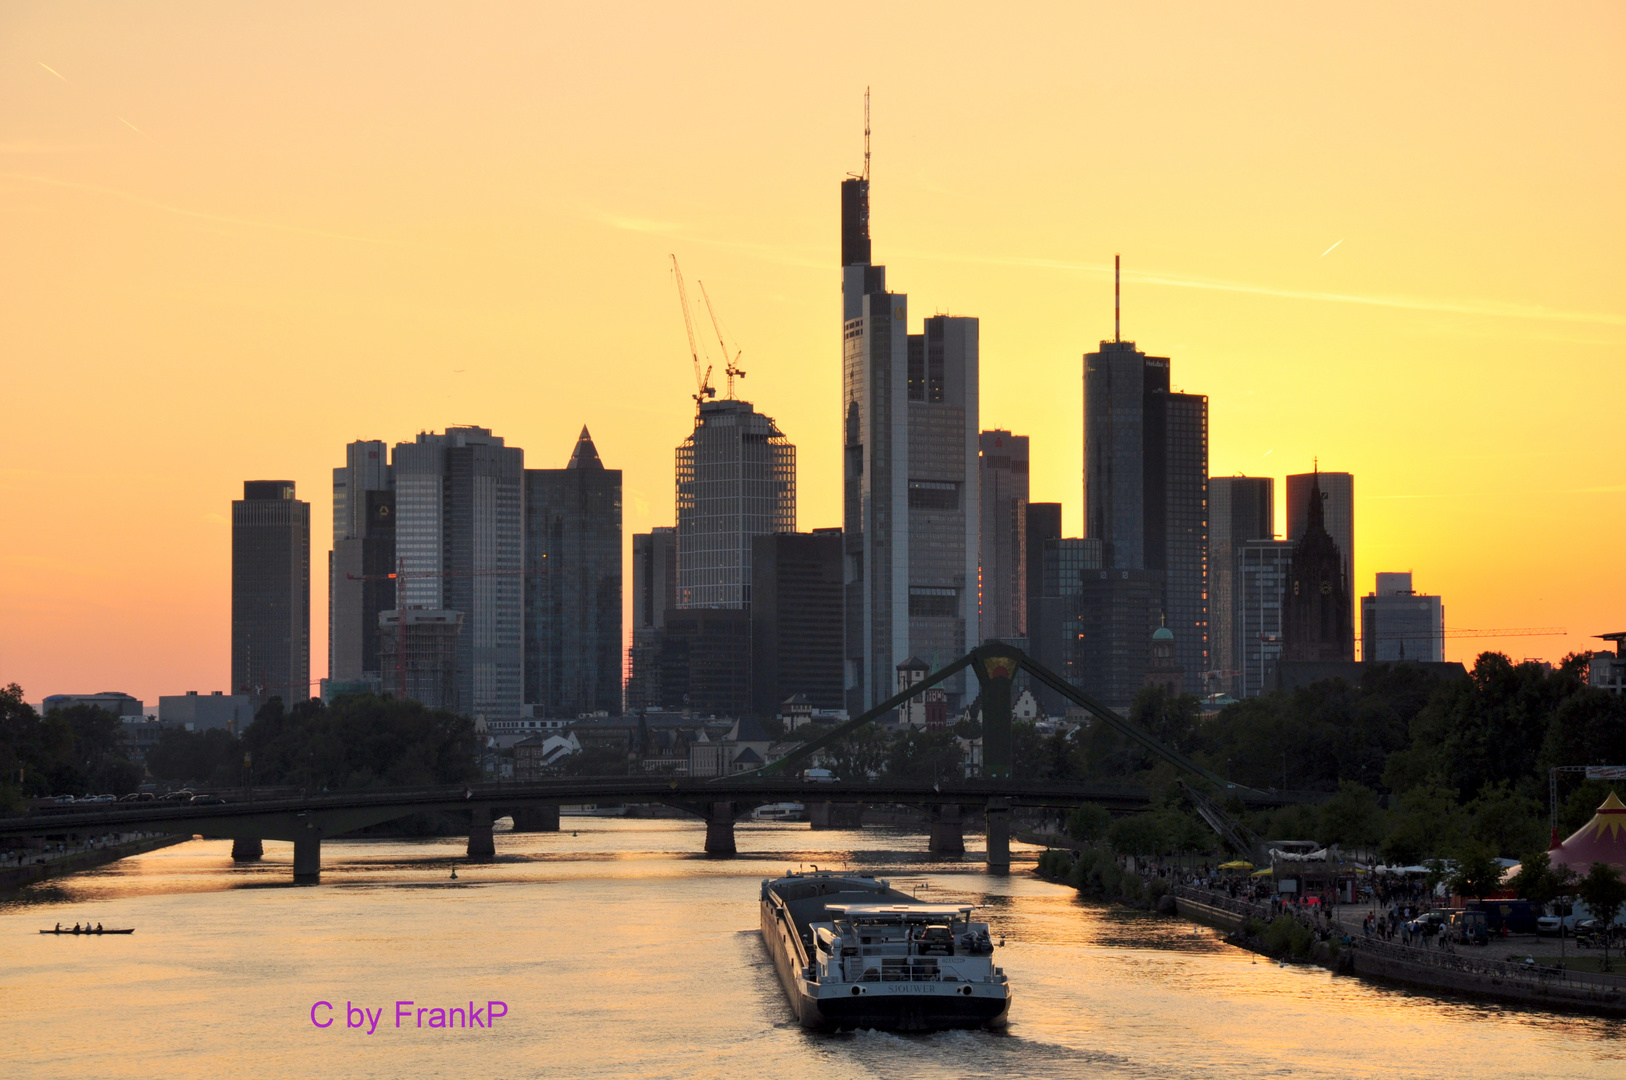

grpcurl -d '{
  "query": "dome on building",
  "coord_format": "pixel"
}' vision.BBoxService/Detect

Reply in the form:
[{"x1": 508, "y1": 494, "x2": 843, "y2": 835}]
[{"x1": 1152, "y1": 626, "x2": 1175, "y2": 642}]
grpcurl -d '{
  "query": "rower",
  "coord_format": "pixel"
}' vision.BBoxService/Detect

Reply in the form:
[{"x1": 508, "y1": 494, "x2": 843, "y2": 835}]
[
  {"x1": 96, "y1": 923, "x2": 103, "y2": 932},
  {"x1": 55, "y1": 922, "x2": 61, "y2": 932},
  {"x1": 72, "y1": 923, "x2": 80, "y2": 933}
]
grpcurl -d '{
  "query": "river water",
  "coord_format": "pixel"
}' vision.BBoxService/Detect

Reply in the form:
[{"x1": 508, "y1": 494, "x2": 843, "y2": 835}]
[{"x1": 4, "y1": 819, "x2": 1621, "y2": 1079}]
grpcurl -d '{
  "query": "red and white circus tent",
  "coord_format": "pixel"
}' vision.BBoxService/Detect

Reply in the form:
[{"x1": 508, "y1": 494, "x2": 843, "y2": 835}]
[{"x1": 1549, "y1": 791, "x2": 1626, "y2": 874}]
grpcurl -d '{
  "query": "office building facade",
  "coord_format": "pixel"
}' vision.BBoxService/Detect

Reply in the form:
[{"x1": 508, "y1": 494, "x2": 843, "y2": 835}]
[
  {"x1": 1029, "y1": 537, "x2": 1105, "y2": 695},
  {"x1": 1361, "y1": 572, "x2": 1445, "y2": 663},
  {"x1": 979, "y1": 430, "x2": 1029, "y2": 643},
  {"x1": 658, "y1": 608, "x2": 752, "y2": 717},
  {"x1": 329, "y1": 440, "x2": 395, "y2": 684},
  {"x1": 378, "y1": 609, "x2": 463, "y2": 712},
  {"x1": 1209, "y1": 476, "x2": 1274, "y2": 697},
  {"x1": 392, "y1": 427, "x2": 524, "y2": 720},
  {"x1": 750, "y1": 529, "x2": 844, "y2": 716},
  {"x1": 675, "y1": 398, "x2": 795, "y2": 610},
  {"x1": 1083, "y1": 333, "x2": 1208, "y2": 694},
  {"x1": 627, "y1": 527, "x2": 677, "y2": 710},
  {"x1": 1235, "y1": 539, "x2": 1293, "y2": 698},
  {"x1": 524, "y1": 427, "x2": 623, "y2": 717},
  {"x1": 841, "y1": 172, "x2": 980, "y2": 712},
  {"x1": 232, "y1": 480, "x2": 310, "y2": 711}
]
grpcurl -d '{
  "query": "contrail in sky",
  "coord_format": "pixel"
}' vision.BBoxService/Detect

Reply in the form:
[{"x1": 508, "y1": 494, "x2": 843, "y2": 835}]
[
  {"x1": 39, "y1": 62, "x2": 68, "y2": 83},
  {"x1": 119, "y1": 118, "x2": 145, "y2": 136},
  {"x1": 1320, "y1": 239, "x2": 1343, "y2": 258}
]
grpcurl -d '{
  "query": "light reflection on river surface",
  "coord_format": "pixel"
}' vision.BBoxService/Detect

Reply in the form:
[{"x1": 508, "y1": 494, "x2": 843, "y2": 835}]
[{"x1": 3, "y1": 819, "x2": 1622, "y2": 1079}]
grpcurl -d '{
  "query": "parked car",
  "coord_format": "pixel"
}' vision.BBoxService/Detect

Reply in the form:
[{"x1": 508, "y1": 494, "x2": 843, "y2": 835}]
[
  {"x1": 801, "y1": 768, "x2": 838, "y2": 783},
  {"x1": 119, "y1": 792, "x2": 157, "y2": 802},
  {"x1": 192, "y1": 795, "x2": 226, "y2": 806},
  {"x1": 1449, "y1": 909, "x2": 1489, "y2": 946},
  {"x1": 1537, "y1": 900, "x2": 1626, "y2": 937},
  {"x1": 159, "y1": 790, "x2": 195, "y2": 804},
  {"x1": 1406, "y1": 911, "x2": 1449, "y2": 937}
]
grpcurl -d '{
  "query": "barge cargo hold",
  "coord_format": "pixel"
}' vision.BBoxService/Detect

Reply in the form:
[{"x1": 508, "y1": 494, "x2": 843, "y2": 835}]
[{"x1": 760, "y1": 870, "x2": 1010, "y2": 1031}]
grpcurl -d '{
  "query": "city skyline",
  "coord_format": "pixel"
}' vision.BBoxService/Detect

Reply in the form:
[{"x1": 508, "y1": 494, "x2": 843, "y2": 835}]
[{"x1": 4, "y1": 4, "x2": 1623, "y2": 704}]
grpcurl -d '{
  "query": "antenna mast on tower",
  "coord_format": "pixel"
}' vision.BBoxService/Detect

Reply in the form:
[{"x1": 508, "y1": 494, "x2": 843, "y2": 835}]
[
  {"x1": 1115, "y1": 254, "x2": 1121, "y2": 343},
  {"x1": 863, "y1": 86, "x2": 870, "y2": 181}
]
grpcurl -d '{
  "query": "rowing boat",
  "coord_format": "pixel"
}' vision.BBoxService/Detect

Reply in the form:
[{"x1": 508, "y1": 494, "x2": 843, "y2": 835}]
[{"x1": 39, "y1": 928, "x2": 135, "y2": 935}]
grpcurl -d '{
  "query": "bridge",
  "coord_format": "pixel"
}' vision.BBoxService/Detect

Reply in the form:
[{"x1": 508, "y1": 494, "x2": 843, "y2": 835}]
[{"x1": 2, "y1": 644, "x2": 1306, "y2": 880}]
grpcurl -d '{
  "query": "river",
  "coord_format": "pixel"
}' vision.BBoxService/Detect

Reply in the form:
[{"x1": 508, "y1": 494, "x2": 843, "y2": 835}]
[{"x1": 4, "y1": 818, "x2": 1621, "y2": 1079}]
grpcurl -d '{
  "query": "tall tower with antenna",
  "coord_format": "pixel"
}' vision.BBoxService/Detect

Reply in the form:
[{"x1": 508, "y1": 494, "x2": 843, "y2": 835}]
[
  {"x1": 1080, "y1": 257, "x2": 1209, "y2": 700},
  {"x1": 840, "y1": 90, "x2": 981, "y2": 714}
]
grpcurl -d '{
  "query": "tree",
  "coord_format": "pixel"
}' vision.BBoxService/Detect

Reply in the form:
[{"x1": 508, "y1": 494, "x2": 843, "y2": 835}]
[
  {"x1": 1065, "y1": 802, "x2": 1111, "y2": 845},
  {"x1": 1381, "y1": 783, "x2": 1464, "y2": 865},
  {"x1": 1447, "y1": 841, "x2": 1505, "y2": 901},
  {"x1": 1464, "y1": 781, "x2": 1545, "y2": 858},
  {"x1": 1575, "y1": 862, "x2": 1626, "y2": 971},
  {"x1": 1507, "y1": 850, "x2": 1577, "y2": 907},
  {"x1": 1319, "y1": 781, "x2": 1384, "y2": 848},
  {"x1": 823, "y1": 724, "x2": 887, "y2": 782},
  {"x1": 885, "y1": 729, "x2": 964, "y2": 780},
  {"x1": 1129, "y1": 686, "x2": 1201, "y2": 757}
]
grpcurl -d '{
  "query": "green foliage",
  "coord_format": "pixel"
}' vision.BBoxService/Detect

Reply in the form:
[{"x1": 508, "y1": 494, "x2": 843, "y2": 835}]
[
  {"x1": 241, "y1": 694, "x2": 478, "y2": 790},
  {"x1": 1462, "y1": 781, "x2": 1545, "y2": 857},
  {"x1": 1559, "y1": 779, "x2": 1622, "y2": 836},
  {"x1": 1392, "y1": 654, "x2": 1584, "y2": 803},
  {"x1": 1263, "y1": 915, "x2": 1315, "y2": 958},
  {"x1": 1506, "y1": 849, "x2": 1577, "y2": 906},
  {"x1": 147, "y1": 726, "x2": 242, "y2": 786},
  {"x1": 1539, "y1": 689, "x2": 1626, "y2": 780},
  {"x1": 1381, "y1": 783, "x2": 1463, "y2": 866},
  {"x1": 885, "y1": 728, "x2": 964, "y2": 780},
  {"x1": 1318, "y1": 781, "x2": 1384, "y2": 848},
  {"x1": 822, "y1": 724, "x2": 888, "y2": 781},
  {"x1": 1198, "y1": 666, "x2": 1427, "y2": 791},
  {"x1": 1129, "y1": 686, "x2": 1202, "y2": 757},
  {"x1": 0, "y1": 686, "x2": 142, "y2": 800},
  {"x1": 1065, "y1": 802, "x2": 1112, "y2": 844},
  {"x1": 1035, "y1": 849, "x2": 1074, "y2": 880},
  {"x1": 1447, "y1": 841, "x2": 1505, "y2": 900},
  {"x1": 1575, "y1": 862, "x2": 1626, "y2": 971},
  {"x1": 1106, "y1": 807, "x2": 1215, "y2": 857}
]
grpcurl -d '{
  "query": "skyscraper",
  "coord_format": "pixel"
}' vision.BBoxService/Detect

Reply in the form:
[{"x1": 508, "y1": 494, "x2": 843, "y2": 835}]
[
  {"x1": 1282, "y1": 473, "x2": 1354, "y2": 662},
  {"x1": 329, "y1": 440, "x2": 395, "y2": 686},
  {"x1": 841, "y1": 170, "x2": 980, "y2": 712},
  {"x1": 675, "y1": 398, "x2": 794, "y2": 610},
  {"x1": 1208, "y1": 476, "x2": 1274, "y2": 697},
  {"x1": 523, "y1": 427, "x2": 623, "y2": 717},
  {"x1": 1361, "y1": 572, "x2": 1444, "y2": 663},
  {"x1": 750, "y1": 529, "x2": 844, "y2": 716},
  {"x1": 1235, "y1": 539, "x2": 1293, "y2": 697},
  {"x1": 392, "y1": 426, "x2": 524, "y2": 720},
  {"x1": 232, "y1": 480, "x2": 310, "y2": 711},
  {"x1": 1082, "y1": 264, "x2": 1208, "y2": 692},
  {"x1": 979, "y1": 430, "x2": 1029, "y2": 643},
  {"x1": 627, "y1": 527, "x2": 677, "y2": 710},
  {"x1": 1287, "y1": 470, "x2": 1353, "y2": 597}
]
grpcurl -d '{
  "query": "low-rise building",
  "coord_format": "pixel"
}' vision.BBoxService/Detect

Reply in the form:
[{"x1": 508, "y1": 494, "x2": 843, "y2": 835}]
[
  {"x1": 159, "y1": 691, "x2": 252, "y2": 732},
  {"x1": 42, "y1": 692, "x2": 144, "y2": 718},
  {"x1": 1590, "y1": 633, "x2": 1626, "y2": 695}
]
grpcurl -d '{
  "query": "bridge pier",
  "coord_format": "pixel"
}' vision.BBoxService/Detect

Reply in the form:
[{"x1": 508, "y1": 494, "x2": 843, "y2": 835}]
[
  {"x1": 927, "y1": 804, "x2": 965, "y2": 855},
  {"x1": 509, "y1": 804, "x2": 560, "y2": 832},
  {"x1": 808, "y1": 801, "x2": 863, "y2": 830},
  {"x1": 467, "y1": 806, "x2": 496, "y2": 860},
  {"x1": 704, "y1": 802, "x2": 737, "y2": 856},
  {"x1": 293, "y1": 836, "x2": 321, "y2": 880},
  {"x1": 231, "y1": 837, "x2": 263, "y2": 862},
  {"x1": 984, "y1": 798, "x2": 1011, "y2": 875}
]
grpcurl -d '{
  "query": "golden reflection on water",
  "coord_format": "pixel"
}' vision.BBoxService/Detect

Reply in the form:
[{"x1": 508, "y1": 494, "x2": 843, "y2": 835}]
[{"x1": 3, "y1": 819, "x2": 1622, "y2": 1080}]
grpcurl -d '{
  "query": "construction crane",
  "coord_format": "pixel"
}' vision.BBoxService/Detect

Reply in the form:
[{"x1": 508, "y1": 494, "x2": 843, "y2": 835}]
[
  {"x1": 669, "y1": 255, "x2": 714, "y2": 412},
  {"x1": 698, "y1": 280, "x2": 745, "y2": 399},
  {"x1": 346, "y1": 557, "x2": 537, "y2": 701}
]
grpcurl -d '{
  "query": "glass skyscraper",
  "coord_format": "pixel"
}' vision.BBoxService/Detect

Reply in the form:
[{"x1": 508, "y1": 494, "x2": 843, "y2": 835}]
[
  {"x1": 674, "y1": 398, "x2": 794, "y2": 610},
  {"x1": 523, "y1": 427, "x2": 623, "y2": 717},
  {"x1": 232, "y1": 480, "x2": 310, "y2": 711}
]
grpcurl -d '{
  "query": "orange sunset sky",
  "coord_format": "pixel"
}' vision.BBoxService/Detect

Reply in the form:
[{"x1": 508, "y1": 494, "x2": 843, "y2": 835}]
[{"x1": 2, "y1": 3, "x2": 1622, "y2": 707}]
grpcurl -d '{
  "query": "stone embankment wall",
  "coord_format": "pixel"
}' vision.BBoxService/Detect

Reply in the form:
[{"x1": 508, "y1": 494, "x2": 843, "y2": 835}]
[
  {"x1": 1170, "y1": 883, "x2": 1626, "y2": 1015},
  {"x1": 1, "y1": 833, "x2": 187, "y2": 893}
]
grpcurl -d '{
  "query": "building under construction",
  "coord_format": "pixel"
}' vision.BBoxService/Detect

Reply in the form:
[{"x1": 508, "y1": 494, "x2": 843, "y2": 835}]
[{"x1": 379, "y1": 609, "x2": 463, "y2": 713}]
